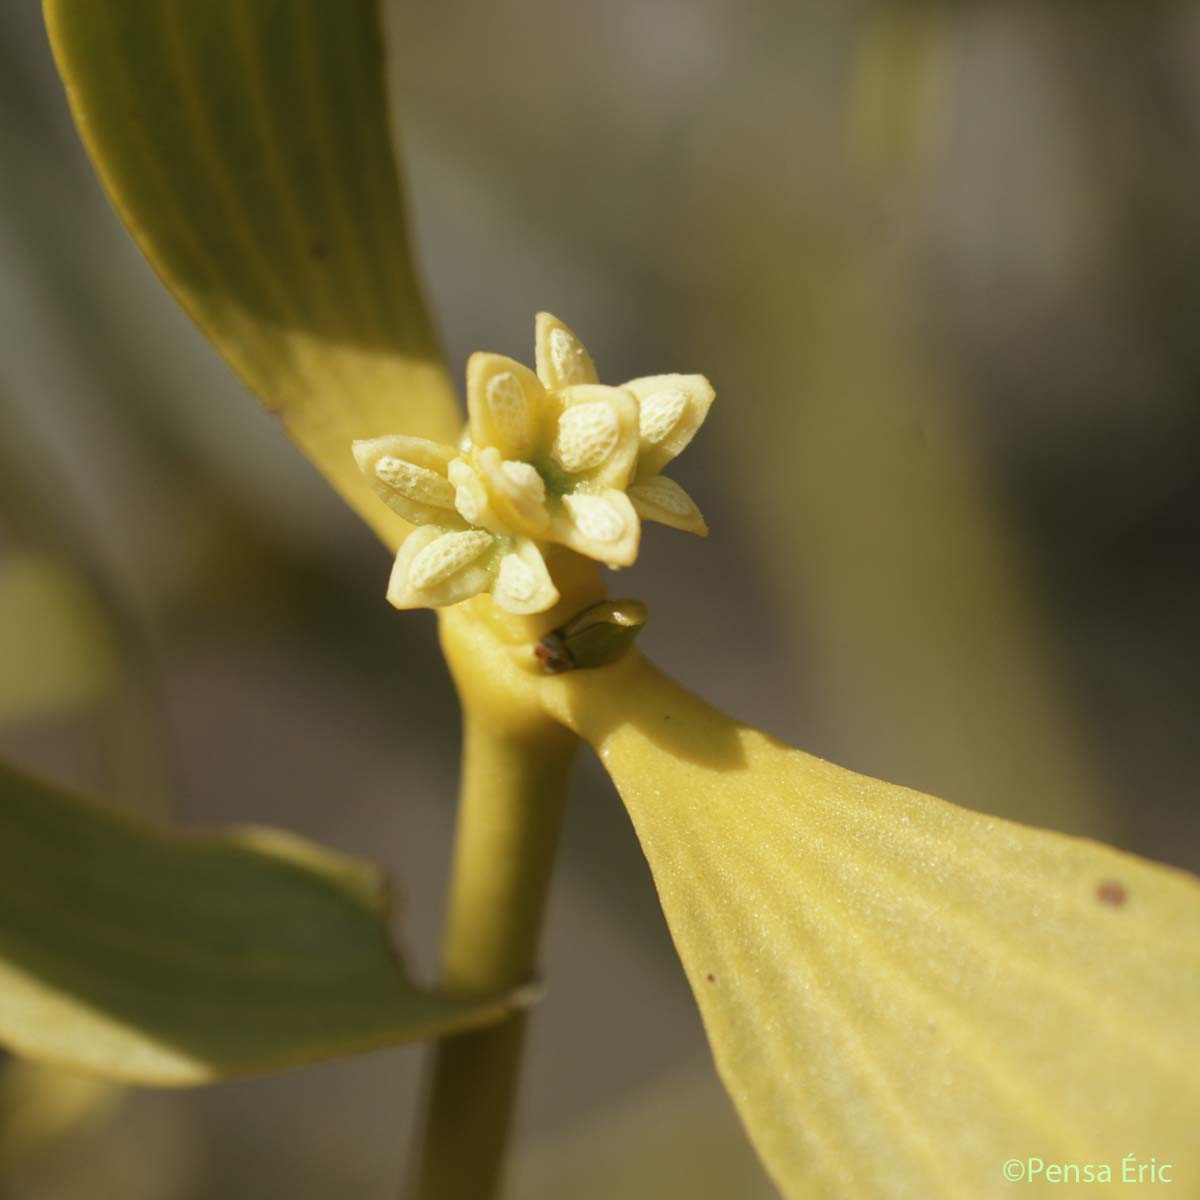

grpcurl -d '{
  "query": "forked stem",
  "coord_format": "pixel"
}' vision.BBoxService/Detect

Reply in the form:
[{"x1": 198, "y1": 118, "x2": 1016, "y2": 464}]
[{"x1": 408, "y1": 712, "x2": 577, "y2": 1199}]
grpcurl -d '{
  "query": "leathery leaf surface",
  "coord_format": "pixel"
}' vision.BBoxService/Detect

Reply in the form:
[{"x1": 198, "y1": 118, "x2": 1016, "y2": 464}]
[
  {"x1": 45, "y1": 0, "x2": 462, "y2": 550},
  {"x1": 549, "y1": 658, "x2": 1200, "y2": 1198},
  {"x1": 0, "y1": 760, "x2": 511, "y2": 1084}
]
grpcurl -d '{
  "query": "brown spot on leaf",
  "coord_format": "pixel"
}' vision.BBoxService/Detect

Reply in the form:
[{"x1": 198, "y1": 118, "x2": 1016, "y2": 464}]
[
  {"x1": 706, "y1": 973, "x2": 716, "y2": 983},
  {"x1": 1096, "y1": 879, "x2": 1127, "y2": 908}
]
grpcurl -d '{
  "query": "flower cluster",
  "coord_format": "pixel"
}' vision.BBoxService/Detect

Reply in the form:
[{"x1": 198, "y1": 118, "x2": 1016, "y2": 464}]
[{"x1": 354, "y1": 314, "x2": 713, "y2": 614}]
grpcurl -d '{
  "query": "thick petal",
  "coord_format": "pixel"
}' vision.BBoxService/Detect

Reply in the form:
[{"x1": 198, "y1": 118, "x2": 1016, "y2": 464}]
[
  {"x1": 628, "y1": 475, "x2": 709, "y2": 536},
  {"x1": 466, "y1": 353, "x2": 548, "y2": 461},
  {"x1": 386, "y1": 527, "x2": 495, "y2": 610},
  {"x1": 546, "y1": 660, "x2": 1200, "y2": 1200},
  {"x1": 550, "y1": 489, "x2": 641, "y2": 568},
  {"x1": 473, "y1": 448, "x2": 552, "y2": 538},
  {"x1": 491, "y1": 539, "x2": 560, "y2": 615},
  {"x1": 535, "y1": 312, "x2": 599, "y2": 390},
  {"x1": 547, "y1": 385, "x2": 640, "y2": 490},
  {"x1": 448, "y1": 455, "x2": 506, "y2": 536},
  {"x1": 624, "y1": 374, "x2": 715, "y2": 478},
  {"x1": 353, "y1": 435, "x2": 464, "y2": 528}
]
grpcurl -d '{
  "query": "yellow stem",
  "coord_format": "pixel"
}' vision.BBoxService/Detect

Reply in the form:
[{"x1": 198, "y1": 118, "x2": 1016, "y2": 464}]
[
  {"x1": 410, "y1": 557, "x2": 602, "y2": 1200},
  {"x1": 408, "y1": 718, "x2": 576, "y2": 1200}
]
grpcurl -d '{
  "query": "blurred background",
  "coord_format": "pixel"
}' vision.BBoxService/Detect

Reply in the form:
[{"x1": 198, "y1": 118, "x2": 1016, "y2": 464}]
[{"x1": 1, "y1": 1, "x2": 1198, "y2": 1196}]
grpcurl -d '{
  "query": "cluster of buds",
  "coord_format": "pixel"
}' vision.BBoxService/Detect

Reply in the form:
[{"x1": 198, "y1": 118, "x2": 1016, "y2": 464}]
[{"x1": 354, "y1": 314, "x2": 713, "y2": 614}]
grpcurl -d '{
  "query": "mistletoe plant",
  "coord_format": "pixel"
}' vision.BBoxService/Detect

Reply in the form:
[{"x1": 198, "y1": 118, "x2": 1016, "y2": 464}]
[{"x1": 4, "y1": 2, "x2": 1195, "y2": 1198}]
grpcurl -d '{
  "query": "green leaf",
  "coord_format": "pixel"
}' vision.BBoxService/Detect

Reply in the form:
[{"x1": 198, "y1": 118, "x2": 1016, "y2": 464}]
[
  {"x1": 44, "y1": 0, "x2": 462, "y2": 551},
  {"x1": 548, "y1": 658, "x2": 1200, "y2": 1198},
  {"x1": 0, "y1": 759, "x2": 512, "y2": 1084}
]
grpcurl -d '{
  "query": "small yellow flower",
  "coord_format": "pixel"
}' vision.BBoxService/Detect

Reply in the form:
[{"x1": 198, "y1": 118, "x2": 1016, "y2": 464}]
[
  {"x1": 354, "y1": 314, "x2": 713, "y2": 615},
  {"x1": 536, "y1": 313, "x2": 712, "y2": 538}
]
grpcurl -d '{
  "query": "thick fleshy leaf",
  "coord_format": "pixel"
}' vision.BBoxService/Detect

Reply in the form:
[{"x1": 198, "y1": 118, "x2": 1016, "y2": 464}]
[
  {"x1": 0, "y1": 760, "x2": 512, "y2": 1084},
  {"x1": 45, "y1": 0, "x2": 461, "y2": 551},
  {"x1": 546, "y1": 658, "x2": 1200, "y2": 1199}
]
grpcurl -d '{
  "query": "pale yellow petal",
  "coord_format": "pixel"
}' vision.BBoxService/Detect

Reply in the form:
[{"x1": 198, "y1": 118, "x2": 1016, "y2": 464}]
[
  {"x1": 473, "y1": 447, "x2": 552, "y2": 539},
  {"x1": 547, "y1": 385, "x2": 640, "y2": 490},
  {"x1": 628, "y1": 475, "x2": 709, "y2": 536},
  {"x1": 551, "y1": 401, "x2": 621, "y2": 474},
  {"x1": 624, "y1": 374, "x2": 715, "y2": 478},
  {"x1": 544, "y1": 659, "x2": 1200, "y2": 1200},
  {"x1": 352, "y1": 435, "x2": 463, "y2": 528},
  {"x1": 386, "y1": 527, "x2": 495, "y2": 610},
  {"x1": 492, "y1": 539, "x2": 559, "y2": 616},
  {"x1": 466, "y1": 353, "x2": 547, "y2": 461},
  {"x1": 535, "y1": 312, "x2": 599, "y2": 390},
  {"x1": 550, "y1": 489, "x2": 641, "y2": 567},
  {"x1": 447, "y1": 455, "x2": 503, "y2": 536}
]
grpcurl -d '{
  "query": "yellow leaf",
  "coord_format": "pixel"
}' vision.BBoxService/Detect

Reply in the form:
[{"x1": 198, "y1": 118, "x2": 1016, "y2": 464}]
[
  {"x1": 545, "y1": 656, "x2": 1200, "y2": 1198},
  {"x1": 44, "y1": 0, "x2": 462, "y2": 551},
  {"x1": 0, "y1": 759, "x2": 514, "y2": 1085}
]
